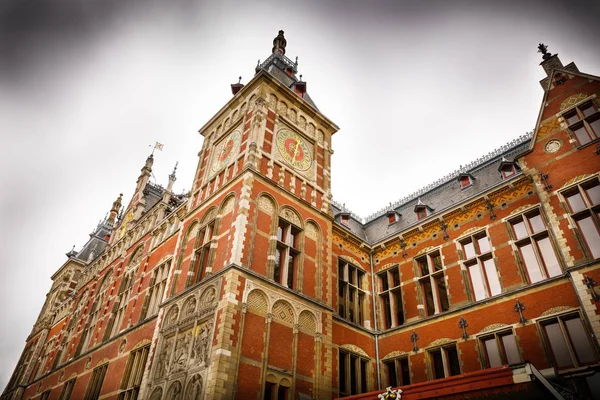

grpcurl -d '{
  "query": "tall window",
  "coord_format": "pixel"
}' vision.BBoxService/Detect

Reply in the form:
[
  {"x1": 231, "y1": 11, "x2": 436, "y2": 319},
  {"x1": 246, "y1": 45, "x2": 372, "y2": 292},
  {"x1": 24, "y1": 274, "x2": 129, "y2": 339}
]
[
  {"x1": 460, "y1": 232, "x2": 501, "y2": 301},
  {"x1": 83, "y1": 363, "x2": 108, "y2": 400},
  {"x1": 540, "y1": 313, "x2": 597, "y2": 369},
  {"x1": 378, "y1": 265, "x2": 404, "y2": 329},
  {"x1": 563, "y1": 100, "x2": 600, "y2": 145},
  {"x1": 416, "y1": 250, "x2": 449, "y2": 316},
  {"x1": 563, "y1": 178, "x2": 600, "y2": 259},
  {"x1": 192, "y1": 221, "x2": 216, "y2": 285},
  {"x1": 274, "y1": 219, "x2": 301, "y2": 289},
  {"x1": 117, "y1": 345, "x2": 150, "y2": 400},
  {"x1": 338, "y1": 260, "x2": 366, "y2": 326},
  {"x1": 141, "y1": 263, "x2": 170, "y2": 320},
  {"x1": 428, "y1": 344, "x2": 460, "y2": 379},
  {"x1": 509, "y1": 209, "x2": 562, "y2": 283},
  {"x1": 78, "y1": 273, "x2": 112, "y2": 355},
  {"x1": 34, "y1": 339, "x2": 54, "y2": 378},
  {"x1": 108, "y1": 271, "x2": 136, "y2": 339},
  {"x1": 479, "y1": 330, "x2": 521, "y2": 368},
  {"x1": 338, "y1": 349, "x2": 369, "y2": 397},
  {"x1": 58, "y1": 378, "x2": 77, "y2": 400},
  {"x1": 383, "y1": 357, "x2": 410, "y2": 388},
  {"x1": 40, "y1": 390, "x2": 51, "y2": 400}
]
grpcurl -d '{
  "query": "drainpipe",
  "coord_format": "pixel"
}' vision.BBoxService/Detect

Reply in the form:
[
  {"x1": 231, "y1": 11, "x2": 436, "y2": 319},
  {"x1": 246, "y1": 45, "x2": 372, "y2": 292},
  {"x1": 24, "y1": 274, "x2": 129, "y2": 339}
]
[{"x1": 369, "y1": 252, "x2": 381, "y2": 390}]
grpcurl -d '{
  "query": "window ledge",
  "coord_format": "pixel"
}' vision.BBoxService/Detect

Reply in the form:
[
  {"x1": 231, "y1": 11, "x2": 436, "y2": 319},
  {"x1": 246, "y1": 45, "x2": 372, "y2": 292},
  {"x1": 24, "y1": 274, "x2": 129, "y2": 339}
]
[{"x1": 577, "y1": 137, "x2": 600, "y2": 150}]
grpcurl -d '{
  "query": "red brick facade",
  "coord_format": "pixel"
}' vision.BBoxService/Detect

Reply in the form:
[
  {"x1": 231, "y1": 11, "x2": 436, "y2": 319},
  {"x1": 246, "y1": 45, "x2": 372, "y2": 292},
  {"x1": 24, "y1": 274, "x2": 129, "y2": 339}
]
[{"x1": 2, "y1": 36, "x2": 600, "y2": 400}]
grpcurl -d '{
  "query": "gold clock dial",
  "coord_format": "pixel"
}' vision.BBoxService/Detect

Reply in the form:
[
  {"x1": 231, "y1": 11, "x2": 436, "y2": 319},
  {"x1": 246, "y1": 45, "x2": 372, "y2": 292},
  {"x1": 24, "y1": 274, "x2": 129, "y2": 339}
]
[
  {"x1": 276, "y1": 129, "x2": 312, "y2": 171},
  {"x1": 211, "y1": 130, "x2": 241, "y2": 173}
]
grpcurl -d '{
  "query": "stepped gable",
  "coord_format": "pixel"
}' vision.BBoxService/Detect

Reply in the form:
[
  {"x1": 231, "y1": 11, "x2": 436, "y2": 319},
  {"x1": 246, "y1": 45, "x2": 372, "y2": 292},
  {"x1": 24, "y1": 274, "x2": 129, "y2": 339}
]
[{"x1": 333, "y1": 132, "x2": 532, "y2": 244}]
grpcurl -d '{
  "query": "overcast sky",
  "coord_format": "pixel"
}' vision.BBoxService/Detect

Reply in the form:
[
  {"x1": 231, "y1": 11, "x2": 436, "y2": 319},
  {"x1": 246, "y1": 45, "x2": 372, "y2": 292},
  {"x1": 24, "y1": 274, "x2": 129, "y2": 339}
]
[{"x1": 1, "y1": 0, "x2": 599, "y2": 388}]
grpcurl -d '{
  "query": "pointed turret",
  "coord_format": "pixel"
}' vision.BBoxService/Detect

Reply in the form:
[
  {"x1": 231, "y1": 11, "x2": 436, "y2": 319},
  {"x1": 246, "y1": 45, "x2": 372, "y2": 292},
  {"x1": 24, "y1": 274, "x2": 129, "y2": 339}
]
[
  {"x1": 107, "y1": 193, "x2": 123, "y2": 224},
  {"x1": 167, "y1": 162, "x2": 178, "y2": 193}
]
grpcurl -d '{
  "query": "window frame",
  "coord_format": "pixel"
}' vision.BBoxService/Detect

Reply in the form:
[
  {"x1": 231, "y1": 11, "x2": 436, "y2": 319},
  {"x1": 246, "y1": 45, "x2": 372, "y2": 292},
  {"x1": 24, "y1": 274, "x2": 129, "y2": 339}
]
[
  {"x1": 382, "y1": 356, "x2": 410, "y2": 388},
  {"x1": 459, "y1": 230, "x2": 502, "y2": 301},
  {"x1": 416, "y1": 250, "x2": 449, "y2": 316},
  {"x1": 477, "y1": 328, "x2": 522, "y2": 368},
  {"x1": 191, "y1": 219, "x2": 217, "y2": 286},
  {"x1": 538, "y1": 311, "x2": 598, "y2": 370},
  {"x1": 58, "y1": 377, "x2": 77, "y2": 400},
  {"x1": 141, "y1": 262, "x2": 170, "y2": 321},
  {"x1": 117, "y1": 345, "x2": 150, "y2": 400},
  {"x1": 83, "y1": 363, "x2": 109, "y2": 400},
  {"x1": 427, "y1": 343, "x2": 461, "y2": 380},
  {"x1": 377, "y1": 265, "x2": 404, "y2": 329},
  {"x1": 338, "y1": 349, "x2": 370, "y2": 397},
  {"x1": 507, "y1": 207, "x2": 563, "y2": 284},
  {"x1": 273, "y1": 218, "x2": 302, "y2": 290},
  {"x1": 338, "y1": 259, "x2": 367, "y2": 326},
  {"x1": 562, "y1": 98, "x2": 600, "y2": 146},
  {"x1": 561, "y1": 177, "x2": 600, "y2": 260}
]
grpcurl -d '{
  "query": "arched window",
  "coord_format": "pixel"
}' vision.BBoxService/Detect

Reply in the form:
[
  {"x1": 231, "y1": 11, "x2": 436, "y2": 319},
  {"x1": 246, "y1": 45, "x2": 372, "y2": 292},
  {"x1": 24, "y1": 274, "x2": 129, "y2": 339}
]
[
  {"x1": 140, "y1": 261, "x2": 170, "y2": 320},
  {"x1": 188, "y1": 209, "x2": 219, "y2": 287}
]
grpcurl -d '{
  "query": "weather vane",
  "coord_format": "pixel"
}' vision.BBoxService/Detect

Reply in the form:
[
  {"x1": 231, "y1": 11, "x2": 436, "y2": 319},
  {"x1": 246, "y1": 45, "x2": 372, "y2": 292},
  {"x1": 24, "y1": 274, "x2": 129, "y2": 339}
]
[{"x1": 149, "y1": 141, "x2": 164, "y2": 155}]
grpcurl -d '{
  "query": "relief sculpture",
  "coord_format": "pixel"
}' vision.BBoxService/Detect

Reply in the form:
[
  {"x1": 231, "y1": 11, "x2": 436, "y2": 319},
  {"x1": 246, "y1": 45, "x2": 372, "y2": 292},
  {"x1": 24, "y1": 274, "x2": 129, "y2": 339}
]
[{"x1": 171, "y1": 331, "x2": 192, "y2": 374}]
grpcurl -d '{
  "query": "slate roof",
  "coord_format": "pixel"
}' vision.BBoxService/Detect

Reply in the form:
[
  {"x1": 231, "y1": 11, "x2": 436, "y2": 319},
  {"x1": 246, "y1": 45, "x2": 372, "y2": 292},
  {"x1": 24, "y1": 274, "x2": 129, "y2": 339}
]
[
  {"x1": 257, "y1": 53, "x2": 319, "y2": 111},
  {"x1": 333, "y1": 133, "x2": 533, "y2": 244}
]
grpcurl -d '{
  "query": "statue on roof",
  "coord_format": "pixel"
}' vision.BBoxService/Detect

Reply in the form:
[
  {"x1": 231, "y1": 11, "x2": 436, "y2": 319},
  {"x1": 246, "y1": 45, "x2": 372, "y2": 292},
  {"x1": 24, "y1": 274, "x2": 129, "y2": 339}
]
[
  {"x1": 537, "y1": 43, "x2": 552, "y2": 61},
  {"x1": 272, "y1": 30, "x2": 287, "y2": 55}
]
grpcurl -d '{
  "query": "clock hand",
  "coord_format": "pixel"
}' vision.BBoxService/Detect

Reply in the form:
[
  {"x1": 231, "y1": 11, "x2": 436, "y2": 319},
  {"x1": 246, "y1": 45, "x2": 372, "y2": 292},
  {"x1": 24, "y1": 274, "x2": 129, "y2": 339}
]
[{"x1": 292, "y1": 140, "x2": 300, "y2": 162}]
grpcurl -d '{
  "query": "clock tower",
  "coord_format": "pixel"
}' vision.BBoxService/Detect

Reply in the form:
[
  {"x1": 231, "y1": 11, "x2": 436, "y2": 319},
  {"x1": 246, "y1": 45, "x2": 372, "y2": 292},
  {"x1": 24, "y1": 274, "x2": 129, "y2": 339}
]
[{"x1": 145, "y1": 31, "x2": 340, "y2": 400}]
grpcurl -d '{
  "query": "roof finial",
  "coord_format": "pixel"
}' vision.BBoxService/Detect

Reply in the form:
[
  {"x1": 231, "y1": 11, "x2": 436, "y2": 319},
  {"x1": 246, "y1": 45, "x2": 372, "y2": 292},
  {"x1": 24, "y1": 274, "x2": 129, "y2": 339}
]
[
  {"x1": 537, "y1": 43, "x2": 551, "y2": 61},
  {"x1": 238, "y1": 76, "x2": 242, "y2": 84},
  {"x1": 108, "y1": 193, "x2": 123, "y2": 224},
  {"x1": 272, "y1": 30, "x2": 287, "y2": 55}
]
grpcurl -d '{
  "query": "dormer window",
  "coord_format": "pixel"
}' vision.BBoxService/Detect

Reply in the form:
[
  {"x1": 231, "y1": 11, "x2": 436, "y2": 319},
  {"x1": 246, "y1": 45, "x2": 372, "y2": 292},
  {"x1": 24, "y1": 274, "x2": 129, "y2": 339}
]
[
  {"x1": 563, "y1": 100, "x2": 600, "y2": 146},
  {"x1": 498, "y1": 158, "x2": 517, "y2": 180},
  {"x1": 458, "y1": 173, "x2": 474, "y2": 189},
  {"x1": 340, "y1": 213, "x2": 350, "y2": 227},
  {"x1": 414, "y1": 198, "x2": 432, "y2": 221},
  {"x1": 387, "y1": 211, "x2": 400, "y2": 224}
]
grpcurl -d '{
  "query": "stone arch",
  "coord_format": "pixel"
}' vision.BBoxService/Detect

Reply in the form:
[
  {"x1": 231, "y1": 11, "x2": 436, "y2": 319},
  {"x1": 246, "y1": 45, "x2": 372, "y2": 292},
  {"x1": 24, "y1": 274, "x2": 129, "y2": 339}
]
[
  {"x1": 166, "y1": 305, "x2": 179, "y2": 326},
  {"x1": 149, "y1": 387, "x2": 163, "y2": 400},
  {"x1": 132, "y1": 339, "x2": 151, "y2": 350},
  {"x1": 272, "y1": 299, "x2": 295, "y2": 324},
  {"x1": 184, "y1": 374, "x2": 203, "y2": 400},
  {"x1": 279, "y1": 206, "x2": 303, "y2": 228},
  {"x1": 201, "y1": 207, "x2": 218, "y2": 224},
  {"x1": 219, "y1": 193, "x2": 236, "y2": 215},
  {"x1": 298, "y1": 310, "x2": 317, "y2": 333},
  {"x1": 268, "y1": 94, "x2": 278, "y2": 109},
  {"x1": 382, "y1": 350, "x2": 407, "y2": 361},
  {"x1": 539, "y1": 306, "x2": 575, "y2": 318},
  {"x1": 339, "y1": 344, "x2": 368, "y2": 357},
  {"x1": 304, "y1": 220, "x2": 320, "y2": 242},
  {"x1": 224, "y1": 117, "x2": 230, "y2": 128},
  {"x1": 249, "y1": 94, "x2": 256, "y2": 109},
  {"x1": 128, "y1": 244, "x2": 145, "y2": 268},
  {"x1": 279, "y1": 377, "x2": 291, "y2": 388},
  {"x1": 241, "y1": 102, "x2": 248, "y2": 114},
  {"x1": 257, "y1": 193, "x2": 277, "y2": 216},
  {"x1": 199, "y1": 286, "x2": 217, "y2": 308},
  {"x1": 307, "y1": 123, "x2": 315, "y2": 136},
  {"x1": 339, "y1": 255, "x2": 361, "y2": 267},
  {"x1": 232, "y1": 110, "x2": 239, "y2": 122},
  {"x1": 166, "y1": 380, "x2": 183, "y2": 400},
  {"x1": 415, "y1": 246, "x2": 436, "y2": 257},
  {"x1": 298, "y1": 115, "x2": 307, "y2": 130},
  {"x1": 427, "y1": 338, "x2": 454, "y2": 348},
  {"x1": 246, "y1": 289, "x2": 269, "y2": 314},
  {"x1": 265, "y1": 373, "x2": 278, "y2": 384},
  {"x1": 479, "y1": 323, "x2": 509, "y2": 334},
  {"x1": 278, "y1": 101, "x2": 288, "y2": 115},
  {"x1": 288, "y1": 108, "x2": 297, "y2": 123}
]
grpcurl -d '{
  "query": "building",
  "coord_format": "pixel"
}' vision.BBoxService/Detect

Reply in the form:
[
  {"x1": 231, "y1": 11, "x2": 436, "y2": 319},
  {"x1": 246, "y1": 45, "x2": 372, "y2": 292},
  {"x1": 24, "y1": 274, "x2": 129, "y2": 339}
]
[{"x1": 2, "y1": 31, "x2": 600, "y2": 400}]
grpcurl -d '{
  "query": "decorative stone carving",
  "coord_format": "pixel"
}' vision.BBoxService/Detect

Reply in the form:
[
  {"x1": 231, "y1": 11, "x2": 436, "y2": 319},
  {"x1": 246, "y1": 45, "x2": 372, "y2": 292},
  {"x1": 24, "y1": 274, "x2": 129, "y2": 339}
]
[
  {"x1": 166, "y1": 380, "x2": 183, "y2": 400},
  {"x1": 298, "y1": 116, "x2": 307, "y2": 130},
  {"x1": 278, "y1": 101, "x2": 288, "y2": 115},
  {"x1": 427, "y1": 338, "x2": 453, "y2": 347},
  {"x1": 539, "y1": 306, "x2": 574, "y2": 317},
  {"x1": 149, "y1": 387, "x2": 163, "y2": 400},
  {"x1": 279, "y1": 208, "x2": 301, "y2": 227},
  {"x1": 183, "y1": 297, "x2": 196, "y2": 316},
  {"x1": 166, "y1": 306, "x2": 179, "y2": 326},
  {"x1": 258, "y1": 196, "x2": 275, "y2": 215},
  {"x1": 307, "y1": 123, "x2": 315, "y2": 137},
  {"x1": 221, "y1": 196, "x2": 235, "y2": 214},
  {"x1": 560, "y1": 93, "x2": 588, "y2": 111},
  {"x1": 339, "y1": 344, "x2": 368, "y2": 357},
  {"x1": 317, "y1": 129, "x2": 324, "y2": 144},
  {"x1": 199, "y1": 287, "x2": 216, "y2": 308},
  {"x1": 288, "y1": 109, "x2": 297, "y2": 123},
  {"x1": 170, "y1": 331, "x2": 192, "y2": 374},
  {"x1": 269, "y1": 94, "x2": 277, "y2": 109},
  {"x1": 193, "y1": 323, "x2": 211, "y2": 366},
  {"x1": 155, "y1": 337, "x2": 174, "y2": 379},
  {"x1": 185, "y1": 374, "x2": 203, "y2": 400},
  {"x1": 544, "y1": 139, "x2": 562, "y2": 153},
  {"x1": 119, "y1": 339, "x2": 127, "y2": 354},
  {"x1": 272, "y1": 300, "x2": 295, "y2": 324},
  {"x1": 305, "y1": 222, "x2": 318, "y2": 241}
]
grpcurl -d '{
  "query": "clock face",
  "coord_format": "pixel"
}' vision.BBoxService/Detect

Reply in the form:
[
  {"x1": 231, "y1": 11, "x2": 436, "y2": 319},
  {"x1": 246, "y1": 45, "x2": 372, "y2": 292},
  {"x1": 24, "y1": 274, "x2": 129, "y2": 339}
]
[
  {"x1": 211, "y1": 130, "x2": 241, "y2": 173},
  {"x1": 276, "y1": 129, "x2": 312, "y2": 171}
]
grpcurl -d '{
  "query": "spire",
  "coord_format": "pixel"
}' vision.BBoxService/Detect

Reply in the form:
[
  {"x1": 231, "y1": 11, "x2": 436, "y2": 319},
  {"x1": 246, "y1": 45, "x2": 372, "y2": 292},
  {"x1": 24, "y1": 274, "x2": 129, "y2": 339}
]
[
  {"x1": 272, "y1": 30, "x2": 287, "y2": 55},
  {"x1": 167, "y1": 162, "x2": 178, "y2": 192},
  {"x1": 108, "y1": 193, "x2": 123, "y2": 224}
]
